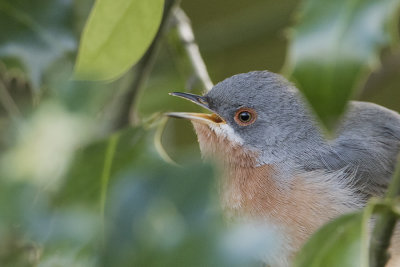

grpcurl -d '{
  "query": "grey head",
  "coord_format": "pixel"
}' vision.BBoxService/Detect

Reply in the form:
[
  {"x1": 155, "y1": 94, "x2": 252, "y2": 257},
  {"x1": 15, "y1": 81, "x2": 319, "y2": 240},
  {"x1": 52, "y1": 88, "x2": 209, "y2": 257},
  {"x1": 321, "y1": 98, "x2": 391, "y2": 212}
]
[
  {"x1": 203, "y1": 71, "x2": 326, "y2": 166},
  {"x1": 168, "y1": 70, "x2": 400, "y2": 197}
]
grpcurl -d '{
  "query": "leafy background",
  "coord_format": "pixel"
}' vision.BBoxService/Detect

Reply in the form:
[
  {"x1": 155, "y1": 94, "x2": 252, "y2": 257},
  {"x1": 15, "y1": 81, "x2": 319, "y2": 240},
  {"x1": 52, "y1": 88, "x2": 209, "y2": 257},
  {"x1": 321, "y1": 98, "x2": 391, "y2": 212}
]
[{"x1": 0, "y1": 0, "x2": 399, "y2": 266}]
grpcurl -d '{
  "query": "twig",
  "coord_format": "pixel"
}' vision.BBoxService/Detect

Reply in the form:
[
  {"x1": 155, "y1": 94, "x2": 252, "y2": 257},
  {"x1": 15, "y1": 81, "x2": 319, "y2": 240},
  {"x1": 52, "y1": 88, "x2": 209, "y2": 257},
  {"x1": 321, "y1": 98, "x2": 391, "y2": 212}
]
[
  {"x1": 111, "y1": 0, "x2": 180, "y2": 131},
  {"x1": 370, "y1": 155, "x2": 400, "y2": 267},
  {"x1": 111, "y1": 3, "x2": 213, "y2": 131},
  {"x1": 173, "y1": 7, "x2": 213, "y2": 91},
  {"x1": 0, "y1": 78, "x2": 21, "y2": 121}
]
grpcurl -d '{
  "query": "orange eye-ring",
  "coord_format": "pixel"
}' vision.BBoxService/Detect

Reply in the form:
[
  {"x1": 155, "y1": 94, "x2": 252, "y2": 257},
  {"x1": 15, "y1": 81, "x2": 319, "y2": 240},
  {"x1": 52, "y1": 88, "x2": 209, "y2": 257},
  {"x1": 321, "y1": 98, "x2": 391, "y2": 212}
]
[{"x1": 234, "y1": 108, "x2": 257, "y2": 126}]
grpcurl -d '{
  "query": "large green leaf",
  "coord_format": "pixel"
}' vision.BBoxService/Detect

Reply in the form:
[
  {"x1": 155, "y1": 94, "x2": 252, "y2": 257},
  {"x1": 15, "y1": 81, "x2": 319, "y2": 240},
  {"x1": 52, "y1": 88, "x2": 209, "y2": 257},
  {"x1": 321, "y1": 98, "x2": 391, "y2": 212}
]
[
  {"x1": 284, "y1": 0, "x2": 400, "y2": 131},
  {"x1": 294, "y1": 211, "x2": 370, "y2": 267},
  {"x1": 74, "y1": 0, "x2": 164, "y2": 81},
  {"x1": 0, "y1": 0, "x2": 76, "y2": 90}
]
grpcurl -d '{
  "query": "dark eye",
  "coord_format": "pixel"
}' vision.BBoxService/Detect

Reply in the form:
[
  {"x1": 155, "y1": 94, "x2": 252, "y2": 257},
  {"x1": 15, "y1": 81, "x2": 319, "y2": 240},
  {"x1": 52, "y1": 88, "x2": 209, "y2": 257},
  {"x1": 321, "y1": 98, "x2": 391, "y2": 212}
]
[
  {"x1": 234, "y1": 108, "x2": 257, "y2": 126},
  {"x1": 239, "y1": 111, "x2": 251, "y2": 122}
]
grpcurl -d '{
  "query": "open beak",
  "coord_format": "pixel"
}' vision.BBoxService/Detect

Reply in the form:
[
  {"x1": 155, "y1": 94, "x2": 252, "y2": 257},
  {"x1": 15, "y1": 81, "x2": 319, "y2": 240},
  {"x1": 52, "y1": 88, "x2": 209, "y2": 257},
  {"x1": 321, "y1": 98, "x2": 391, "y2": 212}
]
[{"x1": 166, "y1": 92, "x2": 225, "y2": 124}]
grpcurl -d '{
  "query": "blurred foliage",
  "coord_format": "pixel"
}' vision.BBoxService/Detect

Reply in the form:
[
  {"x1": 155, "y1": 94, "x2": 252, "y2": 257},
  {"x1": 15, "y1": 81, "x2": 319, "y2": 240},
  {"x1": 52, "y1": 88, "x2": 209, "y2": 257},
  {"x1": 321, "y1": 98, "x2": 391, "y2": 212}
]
[
  {"x1": 0, "y1": 123, "x2": 273, "y2": 267},
  {"x1": 0, "y1": 0, "x2": 76, "y2": 90},
  {"x1": 0, "y1": 0, "x2": 400, "y2": 266},
  {"x1": 284, "y1": 0, "x2": 400, "y2": 131}
]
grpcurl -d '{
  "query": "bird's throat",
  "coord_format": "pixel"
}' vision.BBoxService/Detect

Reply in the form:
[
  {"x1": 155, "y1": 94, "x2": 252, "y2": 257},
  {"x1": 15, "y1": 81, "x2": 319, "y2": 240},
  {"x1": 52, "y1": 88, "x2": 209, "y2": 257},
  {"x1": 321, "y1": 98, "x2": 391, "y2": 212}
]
[{"x1": 192, "y1": 122, "x2": 257, "y2": 167}]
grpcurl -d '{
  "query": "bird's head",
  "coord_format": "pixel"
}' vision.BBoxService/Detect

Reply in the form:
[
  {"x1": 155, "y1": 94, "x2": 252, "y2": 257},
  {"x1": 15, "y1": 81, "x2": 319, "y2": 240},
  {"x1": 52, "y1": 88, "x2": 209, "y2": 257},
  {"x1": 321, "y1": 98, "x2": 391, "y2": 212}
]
[{"x1": 168, "y1": 71, "x2": 324, "y2": 167}]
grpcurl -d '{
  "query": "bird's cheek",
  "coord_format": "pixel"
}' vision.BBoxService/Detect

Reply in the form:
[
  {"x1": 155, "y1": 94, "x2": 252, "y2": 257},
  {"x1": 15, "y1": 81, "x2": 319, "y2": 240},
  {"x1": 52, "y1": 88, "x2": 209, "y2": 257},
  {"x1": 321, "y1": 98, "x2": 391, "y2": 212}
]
[
  {"x1": 191, "y1": 121, "x2": 223, "y2": 159},
  {"x1": 191, "y1": 121, "x2": 257, "y2": 167}
]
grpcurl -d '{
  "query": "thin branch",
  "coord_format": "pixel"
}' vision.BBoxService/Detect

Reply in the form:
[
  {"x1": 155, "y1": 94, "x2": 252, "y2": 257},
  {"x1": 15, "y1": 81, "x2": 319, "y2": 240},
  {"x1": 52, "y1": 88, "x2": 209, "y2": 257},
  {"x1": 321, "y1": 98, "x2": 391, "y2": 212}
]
[
  {"x1": 111, "y1": 3, "x2": 213, "y2": 131},
  {"x1": 173, "y1": 7, "x2": 213, "y2": 91},
  {"x1": 0, "y1": 78, "x2": 21, "y2": 121},
  {"x1": 111, "y1": 0, "x2": 180, "y2": 131},
  {"x1": 370, "y1": 155, "x2": 400, "y2": 267}
]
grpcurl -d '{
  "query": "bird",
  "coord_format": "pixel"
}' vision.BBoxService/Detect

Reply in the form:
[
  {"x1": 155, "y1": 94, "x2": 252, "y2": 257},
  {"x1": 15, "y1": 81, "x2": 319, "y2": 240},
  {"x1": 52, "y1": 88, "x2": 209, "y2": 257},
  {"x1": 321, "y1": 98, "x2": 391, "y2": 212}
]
[{"x1": 167, "y1": 70, "x2": 400, "y2": 267}]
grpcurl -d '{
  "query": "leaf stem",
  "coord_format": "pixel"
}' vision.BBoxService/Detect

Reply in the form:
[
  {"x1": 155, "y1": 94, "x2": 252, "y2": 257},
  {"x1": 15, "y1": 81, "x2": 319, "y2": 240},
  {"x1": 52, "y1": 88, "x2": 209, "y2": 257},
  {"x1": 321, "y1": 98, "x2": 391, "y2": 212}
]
[
  {"x1": 369, "y1": 155, "x2": 400, "y2": 267},
  {"x1": 153, "y1": 116, "x2": 177, "y2": 166},
  {"x1": 100, "y1": 133, "x2": 119, "y2": 238}
]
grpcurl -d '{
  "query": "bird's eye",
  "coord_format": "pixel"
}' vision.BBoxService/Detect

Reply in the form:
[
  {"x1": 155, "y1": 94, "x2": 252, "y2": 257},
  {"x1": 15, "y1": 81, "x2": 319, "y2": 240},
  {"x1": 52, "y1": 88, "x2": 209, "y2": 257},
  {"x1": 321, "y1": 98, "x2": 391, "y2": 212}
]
[
  {"x1": 239, "y1": 111, "x2": 251, "y2": 122},
  {"x1": 234, "y1": 108, "x2": 257, "y2": 126}
]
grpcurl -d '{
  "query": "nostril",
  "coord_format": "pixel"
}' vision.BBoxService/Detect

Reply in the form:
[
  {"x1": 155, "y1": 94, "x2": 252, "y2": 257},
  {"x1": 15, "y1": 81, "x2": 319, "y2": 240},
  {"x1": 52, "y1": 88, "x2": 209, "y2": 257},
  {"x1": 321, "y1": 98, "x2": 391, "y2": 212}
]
[{"x1": 198, "y1": 97, "x2": 208, "y2": 105}]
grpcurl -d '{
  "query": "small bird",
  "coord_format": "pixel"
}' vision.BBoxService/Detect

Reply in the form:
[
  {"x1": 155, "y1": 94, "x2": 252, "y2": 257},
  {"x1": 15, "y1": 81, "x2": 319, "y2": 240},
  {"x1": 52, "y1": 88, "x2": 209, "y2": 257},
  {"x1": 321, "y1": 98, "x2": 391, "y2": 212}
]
[{"x1": 167, "y1": 71, "x2": 400, "y2": 267}]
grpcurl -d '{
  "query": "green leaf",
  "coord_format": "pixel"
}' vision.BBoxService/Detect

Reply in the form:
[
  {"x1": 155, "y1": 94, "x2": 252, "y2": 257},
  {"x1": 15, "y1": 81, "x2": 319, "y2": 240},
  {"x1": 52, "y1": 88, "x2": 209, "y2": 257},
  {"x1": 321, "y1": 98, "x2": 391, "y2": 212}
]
[
  {"x1": 294, "y1": 209, "x2": 372, "y2": 267},
  {"x1": 74, "y1": 0, "x2": 164, "y2": 81},
  {"x1": 0, "y1": 0, "x2": 76, "y2": 90},
  {"x1": 284, "y1": 0, "x2": 400, "y2": 131}
]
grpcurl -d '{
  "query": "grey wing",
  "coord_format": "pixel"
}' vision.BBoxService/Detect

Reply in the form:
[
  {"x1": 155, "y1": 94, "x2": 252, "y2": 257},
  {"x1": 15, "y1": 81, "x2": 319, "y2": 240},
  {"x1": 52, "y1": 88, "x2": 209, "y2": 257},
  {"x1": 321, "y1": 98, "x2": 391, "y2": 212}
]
[{"x1": 317, "y1": 101, "x2": 400, "y2": 198}]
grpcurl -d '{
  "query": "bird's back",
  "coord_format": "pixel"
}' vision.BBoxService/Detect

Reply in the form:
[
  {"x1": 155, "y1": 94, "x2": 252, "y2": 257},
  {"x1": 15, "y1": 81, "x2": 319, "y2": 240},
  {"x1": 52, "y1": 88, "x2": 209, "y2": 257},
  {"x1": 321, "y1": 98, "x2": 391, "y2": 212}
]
[{"x1": 317, "y1": 101, "x2": 400, "y2": 198}]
